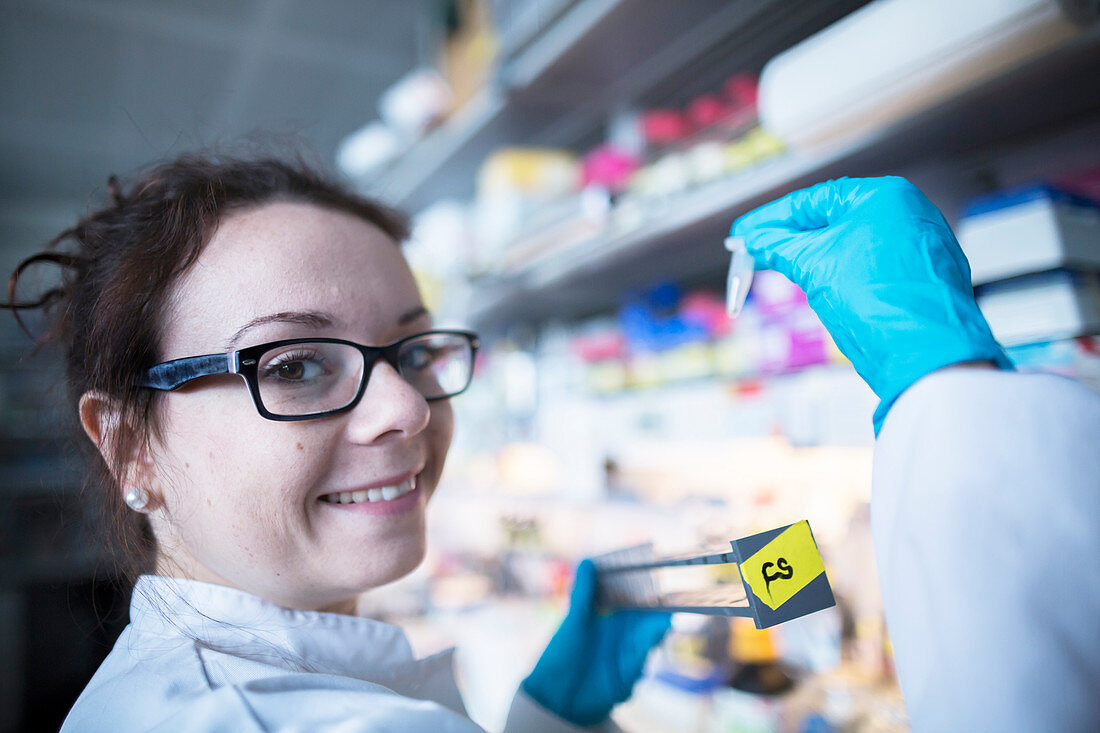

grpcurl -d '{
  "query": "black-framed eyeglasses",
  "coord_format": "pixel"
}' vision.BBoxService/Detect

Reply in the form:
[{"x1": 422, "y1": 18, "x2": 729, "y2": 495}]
[{"x1": 141, "y1": 329, "x2": 480, "y2": 422}]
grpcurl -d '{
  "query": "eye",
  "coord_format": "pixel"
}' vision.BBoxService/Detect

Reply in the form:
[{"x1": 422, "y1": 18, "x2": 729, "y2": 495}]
[
  {"x1": 400, "y1": 343, "x2": 435, "y2": 371},
  {"x1": 277, "y1": 361, "x2": 307, "y2": 380},
  {"x1": 263, "y1": 350, "x2": 328, "y2": 382}
]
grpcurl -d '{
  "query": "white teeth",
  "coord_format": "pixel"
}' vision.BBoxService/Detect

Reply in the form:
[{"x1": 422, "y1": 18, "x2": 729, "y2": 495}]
[{"x1": 322, "y1": 477, "x2": 418, "y2": 505}]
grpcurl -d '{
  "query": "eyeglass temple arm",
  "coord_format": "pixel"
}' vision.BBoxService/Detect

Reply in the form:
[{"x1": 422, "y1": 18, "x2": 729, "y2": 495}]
[{"x1": 142, "y1": 353, "x2": 234, "y2": 391}]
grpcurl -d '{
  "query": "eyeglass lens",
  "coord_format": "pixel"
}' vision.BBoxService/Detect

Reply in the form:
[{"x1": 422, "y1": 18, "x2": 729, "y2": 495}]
[{"x1": 255, "y1": 333, "x2": 473, "y2": 416}]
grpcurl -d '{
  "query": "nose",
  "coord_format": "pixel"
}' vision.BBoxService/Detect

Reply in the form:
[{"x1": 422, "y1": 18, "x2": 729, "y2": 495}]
[{"x1": 343, "y1": 358, "x2": 431, "y2": 444}]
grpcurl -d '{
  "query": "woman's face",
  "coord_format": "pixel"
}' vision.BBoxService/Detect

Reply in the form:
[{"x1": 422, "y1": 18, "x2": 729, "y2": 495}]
[{"x1": 144, "y1": 200, "x2": 453, "y2": 612}]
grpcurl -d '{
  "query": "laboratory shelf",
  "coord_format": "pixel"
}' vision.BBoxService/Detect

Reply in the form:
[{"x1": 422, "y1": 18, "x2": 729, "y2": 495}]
[
  {"x1": 467, "y1": 29, "x2": 1100, "y2": 332},
  {"x1": 467, "y1": 146, "x2": 856, "y2": 329},
  {"x1": 363, "y1": 0, "x2": 871, "y2": 213}
]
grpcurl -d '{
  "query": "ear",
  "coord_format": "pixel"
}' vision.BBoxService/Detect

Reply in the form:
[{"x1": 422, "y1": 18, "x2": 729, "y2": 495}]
[{"x1": 79, "y1": 390, "x2": 158, "y2": 508}]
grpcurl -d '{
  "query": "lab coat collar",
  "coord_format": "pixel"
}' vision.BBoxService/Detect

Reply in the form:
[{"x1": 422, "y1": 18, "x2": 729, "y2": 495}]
[{"x1": 129, "y1": 574, "x2": 446, "y2": 687}]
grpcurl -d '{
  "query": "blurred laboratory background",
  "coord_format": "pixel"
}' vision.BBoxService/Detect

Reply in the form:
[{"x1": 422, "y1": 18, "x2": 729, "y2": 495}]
[{"x1": 2, "y1": 1, "x2": 1100, "y2": 731}]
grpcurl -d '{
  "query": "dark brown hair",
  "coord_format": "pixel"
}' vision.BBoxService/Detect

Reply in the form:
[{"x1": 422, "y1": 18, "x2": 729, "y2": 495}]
[{"x1": 4, "y1": 152, "x2": 410, "y2": 581}]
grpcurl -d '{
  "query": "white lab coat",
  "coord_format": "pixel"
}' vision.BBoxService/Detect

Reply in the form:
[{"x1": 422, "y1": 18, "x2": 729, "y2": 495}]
[
  {"x1": 59, "y1": 574, "x2": 616, "y2": 732},
  {"x1": 60, "y1": 369, "x2": 1099, "y2": 732},
  {"x1": 874, "y1": 369, "x2": 1100, "y2": 732}
]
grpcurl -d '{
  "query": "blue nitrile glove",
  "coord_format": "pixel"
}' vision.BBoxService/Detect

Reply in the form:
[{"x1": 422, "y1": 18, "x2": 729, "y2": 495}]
[
  {"x1": 731, "y1": 176, "x2": 1013, "y2": 434},
  {"x1": 521, "y1": 559, "x2": 671, "y2": 727}
]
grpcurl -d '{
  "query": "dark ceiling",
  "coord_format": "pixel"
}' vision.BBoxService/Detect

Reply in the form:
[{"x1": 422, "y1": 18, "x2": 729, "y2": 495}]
[{"x1": 0, "y1": 0, "x2": 436, "y2": 276}]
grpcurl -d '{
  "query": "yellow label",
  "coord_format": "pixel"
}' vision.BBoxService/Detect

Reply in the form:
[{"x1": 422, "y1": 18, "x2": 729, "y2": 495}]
[{"x1": 740, "y1": 521, "x2": 825, "y2": 611}]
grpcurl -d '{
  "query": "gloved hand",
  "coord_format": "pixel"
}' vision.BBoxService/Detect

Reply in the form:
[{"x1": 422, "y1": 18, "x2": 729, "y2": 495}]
[
  {"x1": 731, "y1": 176, "x2": 1012, "y2": 434},
  {"x1": 521, "y1": 559, "x2": 671, "y2": 727}
]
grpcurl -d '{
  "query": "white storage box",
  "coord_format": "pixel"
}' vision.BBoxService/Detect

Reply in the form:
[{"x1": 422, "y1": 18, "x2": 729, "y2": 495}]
[
  {"x1": 758, "y1": 0, "x2": 1082, "y2": 150},
  {"x1": 977, "y1": 270, "x2": 1100, "y2": 346},
  {"x1": 958, "y1": 185, "x2": 1100, "y2": 285}
]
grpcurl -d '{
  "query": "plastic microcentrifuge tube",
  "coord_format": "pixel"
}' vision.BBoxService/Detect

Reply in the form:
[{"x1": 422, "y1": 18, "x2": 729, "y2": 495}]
[{"x1": 724, "y1": 236, "x2": 754, "y2": 318}]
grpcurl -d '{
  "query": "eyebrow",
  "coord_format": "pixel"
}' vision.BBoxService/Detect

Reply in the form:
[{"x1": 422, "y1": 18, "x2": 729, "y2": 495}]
[{"x1": 221, "y1": 306, "x2": 431, "y2": 351}]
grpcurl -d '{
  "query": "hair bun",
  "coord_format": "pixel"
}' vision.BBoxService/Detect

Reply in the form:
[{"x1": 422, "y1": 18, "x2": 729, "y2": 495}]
[{"x1": 4, "y1": 251, "x2": 86, "y2": 314}]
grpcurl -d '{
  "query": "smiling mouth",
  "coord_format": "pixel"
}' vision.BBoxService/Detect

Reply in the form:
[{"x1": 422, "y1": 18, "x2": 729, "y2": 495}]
[{"x1": 319, "y1": 476, "x2": 417, "y2": 505}]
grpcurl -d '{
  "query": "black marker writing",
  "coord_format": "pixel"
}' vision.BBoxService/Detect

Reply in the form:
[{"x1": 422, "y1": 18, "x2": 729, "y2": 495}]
[{"x1": 762, "y1": 557, "x2": 793, "y2": 598}]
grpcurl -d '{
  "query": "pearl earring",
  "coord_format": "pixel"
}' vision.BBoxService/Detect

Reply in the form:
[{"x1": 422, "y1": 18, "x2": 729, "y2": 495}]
[{"x1": 124, "y1": 488, "x2": 149, "y2": 511}]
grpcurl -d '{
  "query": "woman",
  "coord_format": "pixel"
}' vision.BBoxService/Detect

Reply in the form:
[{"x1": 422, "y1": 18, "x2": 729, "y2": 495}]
[
  {"x1": 6, "y1": 155, "x2": 668, "y2": 732},
  {"x1": 10, "y1": 155, "x2": 1100, "y2": 732}
]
